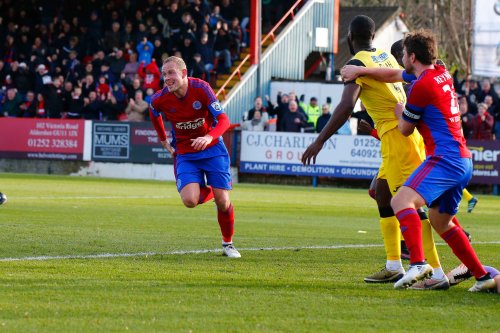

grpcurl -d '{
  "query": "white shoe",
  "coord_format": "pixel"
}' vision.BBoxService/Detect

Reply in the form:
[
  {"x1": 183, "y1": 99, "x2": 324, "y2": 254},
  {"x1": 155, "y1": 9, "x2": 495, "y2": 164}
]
[
  {"x1": 446, "y1": 263, "x2": 473, "y2": 286},
  {"x1": 468, "y1": 277, "x2": 496, "y2": 292},
  {"x1": 222, "y1": 243, "x2": 241, "y2": 258},
  {"x1": 394, "y1": 264, "x2": 433, "y2": 289}
]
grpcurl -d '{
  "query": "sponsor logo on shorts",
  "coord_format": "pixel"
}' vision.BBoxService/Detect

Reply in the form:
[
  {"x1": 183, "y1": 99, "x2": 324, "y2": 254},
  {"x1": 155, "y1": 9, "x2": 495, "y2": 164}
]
[
  {"x1": 211, "y1": 101, "x2": 222, "y2": 112},
  {"x1": 193, "y1": 101, "x2": 202, "y2": 110},
  {"x1": 175, "y1": 118, "x2": 205, "y2": 130}
]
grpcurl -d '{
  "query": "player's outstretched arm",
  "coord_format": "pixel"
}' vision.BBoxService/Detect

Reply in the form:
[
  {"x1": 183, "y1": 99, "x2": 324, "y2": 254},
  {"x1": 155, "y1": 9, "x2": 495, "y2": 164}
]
[
  {"x1": 341, "y1": 65, "x2": 404, "y2": 83},
  {"x1": 301, "y1": 84, "x2": 360, "y2": 165}
]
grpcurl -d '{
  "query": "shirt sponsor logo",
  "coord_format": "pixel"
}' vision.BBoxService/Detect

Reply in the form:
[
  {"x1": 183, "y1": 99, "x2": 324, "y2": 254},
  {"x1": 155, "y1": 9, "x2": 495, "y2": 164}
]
[
  {"x1": 193, "y1": 101, "x2": 202, "y2": 110},
  {"x1": 211, "y1": 101, "x2": 222, "y2": 112},
  {"x1": 176, "y1": 118, "x2": 205, "y2": 130}
]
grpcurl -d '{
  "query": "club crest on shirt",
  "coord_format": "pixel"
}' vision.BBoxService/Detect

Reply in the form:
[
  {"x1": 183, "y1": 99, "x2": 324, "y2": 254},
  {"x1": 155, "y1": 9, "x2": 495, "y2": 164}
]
[
  {"x1": 192, "y1": 101, "x2": 202, "y2": 110},
  {"x1": 211, "y1": 101, "x2": 222, "y2": 112}
]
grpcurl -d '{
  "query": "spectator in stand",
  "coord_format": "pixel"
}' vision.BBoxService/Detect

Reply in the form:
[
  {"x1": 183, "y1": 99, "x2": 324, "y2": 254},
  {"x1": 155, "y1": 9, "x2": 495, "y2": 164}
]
[
  {"x1": 2, "y1": 88, "x2": 22, "y2": 117},
  {"x1": 102, "y1": 90, "x2": 123, "y2": 121},
  {"x1": 477, "y1": 79, "x2": 499, "y2": 105},
  {"x1": 67, "y1": 86, "x2": 84, "y2": 119},
  {"x1": 471, "y1": 102, "x2": 494, "y2": 140},
  {"x1": 164, "y1": 1, "x2": 183, "y2": 43},
  {"x1": 136, "y1": 37, "x2": 154, "y2": 65},
  {"x1": 96, "y1": 75, "x2": 111, "y2": 100},
  {"x1": 87, "y1": 11, "x2": 104, "y2": 54},
  {"x1": 213, "y1": 21, "x2": 232, "y2": 74},
  {"x1": 125, "y1": 90, "x2": 148, "y2": 122},
  {"x1": 82, "y1": 91, "x2": 104, "y2": 120},
  {"x1": 180, "y1": 12, "x2": 198, "y2": 41},
  {"x1": 108, "y1": 50, "x2": 127, "y2": 80},
  {"x1": 19, "y1": 91, "x2": 37, "y2": 118},
  {"x1": 459, "y1": 94, "x2": 474, "y2": 140},
  {"x1": 11, "y1": 62, "x2": 31, "y2": 98},
  {"x1": 189, "y1": 53, "x2": 206, "y2": 80},
  {"x1": 81, "y1": 74, "x2": 96, "y2": 98},
  {"x1": 98, "y1": 61, "x2": 116, "y2": 85},
  {"x1": 268, "y1": 91, "x2": 290, "y2": 131},
  {"x1": 60, "y1": 80, "x2": 74, "y2": 114},
  {"x1": 179, "y1": 36, "x2": 197, "y2": 63},
  {"x1": 138, "y1": 59, "x2": 161, "y2": 92},
  {"x1": 103, "y1": 22, "x2": 122, "y2": 53},
  {"x1": 280, "y1": 100, "x2": 308, "y2": 132},
  {"x1": 152, "y1": 37, "x2": 168, "y2": 65},
  {"x1": 300, "y1": 96, "x2": 321, "y2": 129},
  {"x1": 40, "y1": 73, "x2": 63, "y2": 119},
  {"x1": 219, "y1": 0, "x2": 235, "y2": 23},
  {"x1": 122, "y1": 77, "x2": 144, "y2": 100},
  {"x1": 35, "y1": 93, "x2": 46, "y2": 118},
  {"x1": 197, "y1": 32, "x2": 215, "y2": 82},
  {"x1": 63, "y1": 50, "x2": 82, "y2": 83},
  {"x1": 122, "y1": 52, "x2": 140, "y2": 82},
  {"x1": 316, "y1": 104, "x2": 331, "y2": 133},
  {"x1": 243, "y1": 96, "x2": 269, "y2": 123},
  {"x1": 228, "y1": 17, "x2": 242, "y2": 60},
  {"x1": 242, "y1": 110, "x2": 268, "y2": 131}
]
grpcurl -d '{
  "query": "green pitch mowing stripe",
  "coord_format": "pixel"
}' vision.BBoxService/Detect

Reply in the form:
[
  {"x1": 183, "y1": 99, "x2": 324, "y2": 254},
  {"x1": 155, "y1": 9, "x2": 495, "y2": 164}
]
[{"x1": 0, "y1": 173, "x2": 498, "y2": 332}]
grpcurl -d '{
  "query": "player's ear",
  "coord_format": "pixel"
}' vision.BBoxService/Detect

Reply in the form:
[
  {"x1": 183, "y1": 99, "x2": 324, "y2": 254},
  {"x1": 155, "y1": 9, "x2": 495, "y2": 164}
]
[{"x1": 181, "y1": 68, "x2": 188, "y2": 78}]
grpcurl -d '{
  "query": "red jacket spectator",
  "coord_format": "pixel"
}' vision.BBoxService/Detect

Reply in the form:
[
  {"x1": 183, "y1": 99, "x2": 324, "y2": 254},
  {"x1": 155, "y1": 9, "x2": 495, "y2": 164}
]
[
  {"x1": 138, "y1": 60, "x2": 161, "y2": 92},
  {"x1": 472, "y1": 103, "x2": 494, "y2": 140}
]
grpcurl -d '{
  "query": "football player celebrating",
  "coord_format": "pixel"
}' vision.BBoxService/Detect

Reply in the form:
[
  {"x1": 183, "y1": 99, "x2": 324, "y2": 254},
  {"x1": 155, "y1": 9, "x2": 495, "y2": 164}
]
[{"x1": 149, "y1": 56, "x2": 240, "y2": 258}]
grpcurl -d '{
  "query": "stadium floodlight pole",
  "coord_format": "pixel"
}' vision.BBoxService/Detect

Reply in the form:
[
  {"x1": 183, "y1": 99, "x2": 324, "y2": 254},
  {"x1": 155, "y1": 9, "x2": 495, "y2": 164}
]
[{"x1": 250, "y1": 0, "x2": 262, "y2": 98}]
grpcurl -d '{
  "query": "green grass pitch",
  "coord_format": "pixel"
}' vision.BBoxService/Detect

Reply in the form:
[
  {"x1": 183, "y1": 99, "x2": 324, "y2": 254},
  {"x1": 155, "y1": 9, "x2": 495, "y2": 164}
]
[{"x1": 0, "y1": 173, "x2": 498, "y2": 332}]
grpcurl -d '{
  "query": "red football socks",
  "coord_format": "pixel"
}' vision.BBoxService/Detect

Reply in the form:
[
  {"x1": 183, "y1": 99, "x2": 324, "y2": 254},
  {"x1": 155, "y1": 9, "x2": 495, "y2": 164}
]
[
  {"x1": 217, "y1": 204, "x2": 234, "y2": 243},
  {"x1": 198, "y1": 186, "x2": 214, "y2": 205},
  {"x1": 396, "y1": 208, "x2": 425, "y2": 264},
  {"x1": 440, "y1": 225, "x2": 487, "y2": 279}
]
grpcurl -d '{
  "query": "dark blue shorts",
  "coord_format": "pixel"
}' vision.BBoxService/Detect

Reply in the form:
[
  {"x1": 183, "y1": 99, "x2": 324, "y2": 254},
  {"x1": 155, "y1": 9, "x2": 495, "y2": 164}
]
[
  {"x1": 404, "y1": 156, "x2": 472, "y2": 215},
  {"x1": 174, "y1": 142, "x2": 232, "y2": 192}
]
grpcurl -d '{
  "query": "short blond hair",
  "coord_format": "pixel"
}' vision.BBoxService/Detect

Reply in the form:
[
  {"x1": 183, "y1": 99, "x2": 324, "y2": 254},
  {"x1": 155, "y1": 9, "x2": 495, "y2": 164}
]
[{"x1": 163, "y1": 56, "x2": 187, "y2": 71}]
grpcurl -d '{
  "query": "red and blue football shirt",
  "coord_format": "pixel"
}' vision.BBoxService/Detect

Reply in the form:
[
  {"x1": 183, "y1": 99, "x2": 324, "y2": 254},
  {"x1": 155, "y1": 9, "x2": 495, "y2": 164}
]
[
  {"x1": 403, "y1": 65, "x2": 471, "y2": 158},
  {"x1": 149, "y1": 77, "x2": 228, "y2": 155}
]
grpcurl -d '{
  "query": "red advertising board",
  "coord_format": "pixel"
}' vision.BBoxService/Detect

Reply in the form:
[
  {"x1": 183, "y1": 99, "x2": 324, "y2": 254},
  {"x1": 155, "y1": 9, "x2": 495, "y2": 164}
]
[{"x1": 0, "y1": 118, "x2": 86, "y2": 160}]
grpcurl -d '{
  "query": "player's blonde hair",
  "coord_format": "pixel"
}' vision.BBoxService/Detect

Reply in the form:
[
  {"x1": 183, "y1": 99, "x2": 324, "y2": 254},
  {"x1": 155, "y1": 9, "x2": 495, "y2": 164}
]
[{"x1": 163, "y1": 56, "x2": 187, "y2": 71}]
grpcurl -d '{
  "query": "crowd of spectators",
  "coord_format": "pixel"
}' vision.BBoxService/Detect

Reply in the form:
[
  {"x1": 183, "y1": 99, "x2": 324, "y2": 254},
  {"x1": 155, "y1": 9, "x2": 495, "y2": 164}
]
[
  {"x1": 241, "y1": 92, "x2": 351, "y2": 135},
  {"x1": 455, "y1": 76, "x2": 500, "y2": 140},
  {"x1": 242, "y1": 75, "x2": 500, "y2": 141},
  {"x1": 0, "y1": 0, "x2": 251, "y2": 120}
]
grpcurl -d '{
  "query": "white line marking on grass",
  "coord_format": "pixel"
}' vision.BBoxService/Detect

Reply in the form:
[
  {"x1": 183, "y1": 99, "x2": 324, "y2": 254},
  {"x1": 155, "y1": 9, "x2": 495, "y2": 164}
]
[
  {"x1": 14, "y1": 195, "x2": 173, "y2": 200},
  {"x1": 1, "y1": 241, "x2": 499, "y2": 262}
]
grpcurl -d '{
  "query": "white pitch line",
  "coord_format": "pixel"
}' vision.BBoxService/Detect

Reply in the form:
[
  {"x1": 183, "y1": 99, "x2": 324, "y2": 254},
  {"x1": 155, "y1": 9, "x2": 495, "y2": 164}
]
[
  {"x1": 14, "y1": 195, "x2": 173, "y2": 200},
  {"x1": 1, "y1": 241, "x2": 499, "y2": 262}
]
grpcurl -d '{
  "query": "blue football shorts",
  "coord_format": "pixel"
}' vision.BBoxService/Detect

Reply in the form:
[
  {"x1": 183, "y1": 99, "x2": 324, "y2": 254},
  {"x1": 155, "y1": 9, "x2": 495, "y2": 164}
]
[
  {"x1": 403, "y1": 156, "x2": 472, "y2": 215},
  {"x1": 174, "y1": 144, "x2": 232, "y2": 192}
]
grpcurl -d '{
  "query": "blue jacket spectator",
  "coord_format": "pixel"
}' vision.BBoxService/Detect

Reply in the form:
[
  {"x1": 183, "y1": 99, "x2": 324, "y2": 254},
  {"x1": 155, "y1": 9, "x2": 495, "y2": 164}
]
[{"x1": 136, "y1": 39, "x2": 154, "y2": 65}]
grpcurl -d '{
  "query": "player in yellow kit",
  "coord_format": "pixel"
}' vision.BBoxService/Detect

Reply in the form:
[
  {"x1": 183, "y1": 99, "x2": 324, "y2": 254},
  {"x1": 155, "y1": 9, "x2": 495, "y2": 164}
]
[{"x1": 302, "y1": 15, "x2": 447, "y2": 288}]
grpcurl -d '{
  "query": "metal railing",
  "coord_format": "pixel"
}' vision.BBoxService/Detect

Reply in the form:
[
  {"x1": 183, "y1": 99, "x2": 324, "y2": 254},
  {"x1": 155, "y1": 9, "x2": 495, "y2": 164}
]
[{"x1": 218, "y1": 0, "x2": 336, "y2": 124}]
